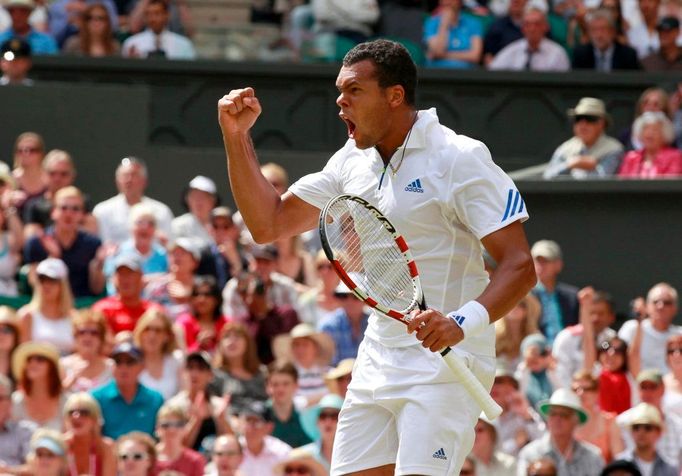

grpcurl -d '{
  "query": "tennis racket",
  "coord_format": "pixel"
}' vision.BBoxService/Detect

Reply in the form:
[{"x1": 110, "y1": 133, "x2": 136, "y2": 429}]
[{"x1": 319, "y1": 194, "x2": 502, "y2": 419}]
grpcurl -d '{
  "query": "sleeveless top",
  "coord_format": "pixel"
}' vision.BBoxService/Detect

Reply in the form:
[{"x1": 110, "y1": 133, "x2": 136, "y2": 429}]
[
  {"x1": 31, "y1": 310, "x2": 74, "y2": 355},
  {"x1": 139, "y1": 351, "x2": 183, "y2": 399}
]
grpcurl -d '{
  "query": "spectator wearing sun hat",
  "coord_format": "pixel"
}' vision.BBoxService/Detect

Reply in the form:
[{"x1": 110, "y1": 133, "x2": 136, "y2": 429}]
[
  {"x1": 0, "y1": 0, "x2": 57, "y2": 55},
  {"x1": 614, "y1": 402, "x2": 678, "y2": 476},
  {"x1": 517, "y1": 388, "x2": 604, "y2": 475},
  {"x1": 299, "y1": 393, "x2": 343, "y2": 471},
  {"x1": 318, "y1": 279, "x2": 368, "y2": 366},
  {"x1": 323, "y1": 358, "x2": 354, "y2": 398},
  {"x1": 273, "y1": 323, "x2": 335, "y2": 406},
  {"x1": 273, "y1": 446, "x2": 328, "y2": 476},
  {"x1": 172, "y1": 176, "x2": 219, "y2": 249}
]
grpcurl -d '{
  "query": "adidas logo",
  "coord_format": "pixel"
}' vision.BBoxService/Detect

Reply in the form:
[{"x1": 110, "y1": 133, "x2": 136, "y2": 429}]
[
  {"x1": 501, "y1": 188, "x2": 524, "y2": 222},
  {"x1": 432, "y1": 448, "x2": 447, "y2": 460},
  {"x1": 405, "y1": 178, "x2": 424, "y2": 193},
  {"x1": 452, "y1": 314, "x2": 466, "y2": 326}
]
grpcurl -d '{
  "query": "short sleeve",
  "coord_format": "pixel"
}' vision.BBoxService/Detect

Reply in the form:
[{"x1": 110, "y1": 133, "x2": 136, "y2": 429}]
[
  {"x1": 449, "y1": 140, "x2": 529, "y2": 240},
  {"x1": 289, "y1": 149, "x2": 345, "y2": 210}
]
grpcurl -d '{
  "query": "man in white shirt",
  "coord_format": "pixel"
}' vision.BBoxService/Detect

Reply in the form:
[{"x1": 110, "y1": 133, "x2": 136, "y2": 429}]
[
  {"x1": 618, "y1": 282, "x2": 682, "y2": 374},
  {"x1": 238, "y1": 401, "x2": 292, "y2": 476},
  {"x1": 489, "y1": 6, "x2": 570, "y2": 71},
  {"x1": 93, "y1": 157, "x2": 174, "y2": 245},
  {"x1": 122, "y1": 0, "x2": 196, "y2": 59},
  {"x1": 626, "y1": 0, "x2": 661, "y2": 58},
  {"x1": 552, "y1": 287, "x2": 616, "y2": 387}
]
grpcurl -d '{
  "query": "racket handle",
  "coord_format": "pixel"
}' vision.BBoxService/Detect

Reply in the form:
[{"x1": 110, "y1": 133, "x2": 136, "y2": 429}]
[{"x1": 440, "y1": 347, "x2": 503, "y2": 420}]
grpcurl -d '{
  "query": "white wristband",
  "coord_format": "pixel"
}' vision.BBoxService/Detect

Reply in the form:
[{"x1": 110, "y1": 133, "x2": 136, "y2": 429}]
[{"x1": 447, "y1": 300, "x2": 490, "y2": 339}]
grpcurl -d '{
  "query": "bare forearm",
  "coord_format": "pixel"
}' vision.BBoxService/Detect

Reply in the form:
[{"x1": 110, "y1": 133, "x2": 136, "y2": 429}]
[
  {"x1": 224, "y1": 131, "x2": 283, "y2": 242},
  {"x1": 477, "y1": 252, "x2": 535, "y2": 321}
]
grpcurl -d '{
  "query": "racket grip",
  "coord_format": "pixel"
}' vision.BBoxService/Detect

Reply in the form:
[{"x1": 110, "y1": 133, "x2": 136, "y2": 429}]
[{"x1": 439, "y1": 348, "x2": 503, "y2": 420}]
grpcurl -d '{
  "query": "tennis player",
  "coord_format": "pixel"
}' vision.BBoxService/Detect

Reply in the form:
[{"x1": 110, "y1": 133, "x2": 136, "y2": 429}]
[{"x1": 218, "y1": 39, "x2": 536, "y2": 476}]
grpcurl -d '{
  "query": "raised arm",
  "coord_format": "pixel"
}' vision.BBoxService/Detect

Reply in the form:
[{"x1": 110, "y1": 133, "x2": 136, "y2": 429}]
[{"x1": 217, "y1": 88, "x2": 319, "y2": 243}]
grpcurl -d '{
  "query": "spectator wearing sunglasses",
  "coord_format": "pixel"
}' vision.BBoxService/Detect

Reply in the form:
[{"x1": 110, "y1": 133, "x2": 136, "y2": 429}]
[
  {"x1": 300, "y1": 394, "x2": 344, "y2": 471},
  {"x1": 273, "y1": 446, "x2": 328, "y2": 476},
  {"x1": 544, "y1": 97, "x2": 623, "y2": 179},
  {"x1": 515, "y1": 333, "x2": 560, "y2": 409},
  {"x1": 662, "y1": 335, "x2": 682, "y2": 418},
  {"x1": 618, "y1": 283, "x2": 682, "y2": 375},
  {"x1": 62, "y1": 392, "x2": 116, "y2": 476},
  {"x1": 616, "y1": 369, "x2": 682, "y2": 469},
  {"x1": 61, "y1": 309, "x2": 114, "y2": 392},
  {"x1": 572, "y1": 370, "x2": 624, "y2": 463},
  {"x1": 614, "y1": 403, "x2": 678, "y2": 476},
  {"x1": 26, "y1": 429, "x2": 67, "y2": 476},
  {"x1": 91, "y1": 342, "x2": 164, "y2": 439},
  {"x1": 595, "y1": 337, "x2": 635, "y2": 415},
  {"x1": 24, "y1": 186, "x2": 105, "y2": 298},
  {"x1": 116, "y1": 431, "x2": 157, "y2": 476},
  {"x1": 203, "y1": 434, "x2": 244, "y2": 476},
  {"x1": 154, "y1": 404, "x2": 205, "y2": 476},
  {"x1": 176, "y1": 276, "x2": 229, "y2": 354}
]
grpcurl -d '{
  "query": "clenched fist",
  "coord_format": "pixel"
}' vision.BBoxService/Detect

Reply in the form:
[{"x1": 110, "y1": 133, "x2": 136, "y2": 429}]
[{"x1": 218, "y1": 87, "x2": 262, "y2": 135}]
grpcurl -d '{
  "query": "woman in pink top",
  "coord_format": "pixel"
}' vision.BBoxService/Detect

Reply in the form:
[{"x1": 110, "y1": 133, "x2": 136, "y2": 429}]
[{"x1": 618, "y1": 111, "x2": 682, "y2": 178}]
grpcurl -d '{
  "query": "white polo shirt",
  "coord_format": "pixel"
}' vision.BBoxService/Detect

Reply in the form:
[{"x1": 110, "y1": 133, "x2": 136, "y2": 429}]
[{"x1": 290, "y1": 108, "x2": 528, "y2": 357}]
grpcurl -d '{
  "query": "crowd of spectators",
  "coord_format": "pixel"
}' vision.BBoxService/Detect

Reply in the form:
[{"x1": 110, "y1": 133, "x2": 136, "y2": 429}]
[
  {"x1": 2, "y1": 0, "x2": 682, "y2": 69},
  {"x1": 0, "y1": 129, "x2": 677, "y2": 476}
]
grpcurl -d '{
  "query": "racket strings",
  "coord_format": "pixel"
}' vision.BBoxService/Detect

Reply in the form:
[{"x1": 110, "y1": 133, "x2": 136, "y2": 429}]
[{"x1": 325, "y1": 200, "x2": 416, "y2": 313}]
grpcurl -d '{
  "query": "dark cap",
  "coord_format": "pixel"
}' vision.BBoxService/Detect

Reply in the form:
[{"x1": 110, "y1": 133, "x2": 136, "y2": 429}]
[
  {"x1": 240, "y1": 401, "x2": 273, "y2": 422},
  {"x1": 186, "y1": 350, "x2": 212, "y2": 369},
  {"x1": 1, "y1": 38, "x2": 31, "y2": 61},
  {"x1": 657, "y1": 16, "x2": 680, "y2": 31},
  {"x1": 250, "y1": 244, "x2": 278, "y2": 261},
  {"x1": 111, "y1": 342, "x2": 143, "y2": 361}
]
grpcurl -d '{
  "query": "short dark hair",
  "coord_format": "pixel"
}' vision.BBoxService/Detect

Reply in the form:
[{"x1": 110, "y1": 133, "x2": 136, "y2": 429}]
[
  {"x1": 267, "y1": 360, "x2": 298, "y2": 382},
  {"x1": 147, "y1": 0, "x2": 168, "y2": 11},
  {"x1": 593, "y1": 290, "x2": 615, "y2": 313},
  {"x1": 342, "y1": 39, "x2": 417, "y2": 106}
]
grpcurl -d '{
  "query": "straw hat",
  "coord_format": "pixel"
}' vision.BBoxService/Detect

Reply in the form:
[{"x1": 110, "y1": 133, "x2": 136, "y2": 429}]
[
  {"x1": 273, "y1": 447, "x2": 328, "y2": 476},
  {"x1": 537, "y1": 388, "x2": 588, "y2": 424},
  {"x1": 628, "y1": 403, "x2": 662, "y2": 428},
  {"x1": 567, "y1": 97, "x2": 611, "y2": 124},
  {"x1": 12, "y1": 341, "x2": 61, "y2": 379},
  {"x1": 272, "y1": 323, "x2": 335, "y2": 366}
]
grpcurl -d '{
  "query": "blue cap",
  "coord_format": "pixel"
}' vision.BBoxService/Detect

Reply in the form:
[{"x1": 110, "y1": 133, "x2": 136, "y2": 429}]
[
  {"x1": 32, "y1": 436, "x2": 65, "y2": 456},
  {"x1": 110, "y1": 342, "x2": 143, "y2": 361}
]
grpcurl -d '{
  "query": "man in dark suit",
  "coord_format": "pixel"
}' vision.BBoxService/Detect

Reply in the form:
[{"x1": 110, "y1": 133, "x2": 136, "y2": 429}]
[
  {"x1": 530, "y1": 240, "x2": 579, "y2": 344},
  {"x1": 572, "y1": 8, "x2": 640, "y2": 71}
]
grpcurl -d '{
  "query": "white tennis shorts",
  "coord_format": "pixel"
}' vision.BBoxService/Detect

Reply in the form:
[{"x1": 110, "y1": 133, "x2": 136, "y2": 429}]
[{"x1": 330, "y1": 336, "x2": 495, "y2": 476}]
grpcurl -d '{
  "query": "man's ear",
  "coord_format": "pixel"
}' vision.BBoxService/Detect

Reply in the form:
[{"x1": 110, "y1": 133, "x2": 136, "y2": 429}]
[{"x1": 387, "y1": 85, "x2": 406, "y2": 108}]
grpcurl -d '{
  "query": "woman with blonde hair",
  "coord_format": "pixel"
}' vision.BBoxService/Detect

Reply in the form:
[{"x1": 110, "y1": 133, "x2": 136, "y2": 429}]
[
  {"x1": 133, "y1": 308, "x2": 183, "y2": 399},
  {"x1": 26, "y1": 428, "x2": 68, "y2": 476},
  {"x1": 12, "y1": 341, "x2": 67, "y2": 430},
  {"x1": 116, "y1": 432, "x2": 156, "y2": 476},
  {"x1": 63, "y1": 3, "x2": 121, "y2": 57},
  {"x1": 62, "y1": 392, "x2": 116, "y2": 476},
  {"x1": 213, "y1": 322, "x2": 267, "y2": 414},
  {"x1": 61, "y1": 309, "x2": 114, "y2": 392},
  {"x1": 494, "y1": 293, "x2": 541, "y2": 373},
  {"x1": 18, "y1": 258, "x2": 76, "y2": 355}
]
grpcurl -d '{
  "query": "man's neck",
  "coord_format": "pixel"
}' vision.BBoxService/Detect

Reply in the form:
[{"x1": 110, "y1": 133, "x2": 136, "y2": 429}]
[
  {"x1": 123, "y1": 193, "x2": 143, "y2": 205},
  {"x1": 117, "y1": 382, "x2": 139, "y2": 402},
  {"x1": 272, "y1": 400, "x2": 294, "y2": 420},
  {"x1": 54, "y1": 226, "x2": 78, "y2": 244},
  {"x1": 119, "y1": 293, "x2": 142, "y2": 308},
  {"x1": 246, "y1": 438, "x2": 265, "y2": 455},
  {"x1": 663, "y1": 45, "x2": 680, "y2": 62},
  {"x1": 539, "y1": 278, "x2": 556, "y2": 292},
  {"x1": 551, "y1": 434, "x2": 574, "y2": 456},
  {"x1": 635, "y1": 446, "x2": 657, "y2": 462}
]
